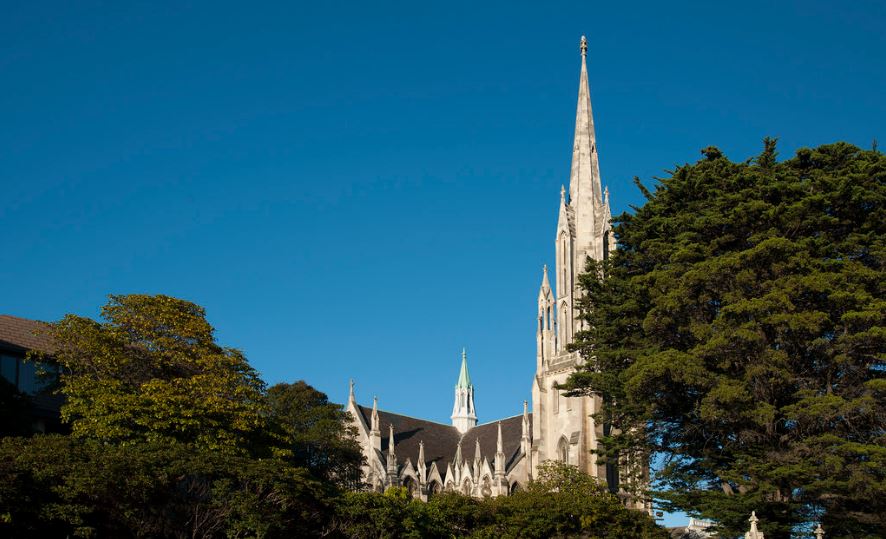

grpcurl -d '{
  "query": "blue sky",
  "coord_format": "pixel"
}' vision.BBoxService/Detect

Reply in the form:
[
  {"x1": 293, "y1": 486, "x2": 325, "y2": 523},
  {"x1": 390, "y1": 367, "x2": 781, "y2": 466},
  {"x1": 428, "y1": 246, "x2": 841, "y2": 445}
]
[{"x1": 2, "y1": 0, "x2": 884, "y2": 524}]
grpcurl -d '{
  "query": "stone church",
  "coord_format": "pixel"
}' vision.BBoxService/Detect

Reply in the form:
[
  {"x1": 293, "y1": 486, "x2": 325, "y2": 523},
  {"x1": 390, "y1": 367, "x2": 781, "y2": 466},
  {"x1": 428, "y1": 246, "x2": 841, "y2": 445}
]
[{"x1": 346, "y1": 36, "x2": 617, "y2": 500}]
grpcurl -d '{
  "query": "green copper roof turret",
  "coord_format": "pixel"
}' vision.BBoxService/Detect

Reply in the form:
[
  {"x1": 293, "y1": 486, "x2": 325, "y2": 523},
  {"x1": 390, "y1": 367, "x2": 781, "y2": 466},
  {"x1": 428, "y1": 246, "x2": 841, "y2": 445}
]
[{"x1": 456, "y1": 348, "x2": 472, "y2": 388}]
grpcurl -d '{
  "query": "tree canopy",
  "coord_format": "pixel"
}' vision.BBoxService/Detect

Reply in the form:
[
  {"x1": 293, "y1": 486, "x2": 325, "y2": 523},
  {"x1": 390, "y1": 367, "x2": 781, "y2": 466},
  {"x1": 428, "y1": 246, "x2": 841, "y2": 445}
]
[
  {"x1": 44, "y1": 294, "x2": 267, "y2": 452},
  {"x1": 267, "y1": 381, "x2": 363, "y2": 488},
  {"x1": 563, "y1": 141, "x2": 885, "y2": 538}
]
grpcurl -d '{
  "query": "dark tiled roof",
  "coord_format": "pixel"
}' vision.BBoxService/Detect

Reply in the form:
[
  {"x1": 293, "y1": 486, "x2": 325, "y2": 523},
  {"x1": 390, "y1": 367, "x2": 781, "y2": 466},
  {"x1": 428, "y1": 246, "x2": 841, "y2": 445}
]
[
  {"x1": 356, "y1": 405, "x2": 532, "y2": 474},
  {"x1": 0, "y1": 315, "x2": 55, "y2": 354}
]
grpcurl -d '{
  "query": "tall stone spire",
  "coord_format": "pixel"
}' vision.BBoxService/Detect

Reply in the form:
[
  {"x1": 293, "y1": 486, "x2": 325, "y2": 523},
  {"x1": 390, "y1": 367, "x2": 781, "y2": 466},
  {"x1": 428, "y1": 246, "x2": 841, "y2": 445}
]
[
  {"x1": 569, "y1": 34, "x2": 605, "y2": 266},
  {"x1": 451, "y1": 348, "x2": 477, "y2": 433}
]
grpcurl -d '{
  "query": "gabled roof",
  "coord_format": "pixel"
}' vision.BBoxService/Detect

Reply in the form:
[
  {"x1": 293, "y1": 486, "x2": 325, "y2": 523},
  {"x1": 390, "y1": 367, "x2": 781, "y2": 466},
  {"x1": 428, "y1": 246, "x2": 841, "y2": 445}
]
[{"x1": 356, "y1": 405, "x2": 531, "y2": 475}]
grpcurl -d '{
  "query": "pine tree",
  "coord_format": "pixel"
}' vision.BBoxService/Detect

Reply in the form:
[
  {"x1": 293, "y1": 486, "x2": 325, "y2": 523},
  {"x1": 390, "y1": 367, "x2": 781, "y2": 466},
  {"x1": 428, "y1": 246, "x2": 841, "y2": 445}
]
[{"x1": 563, "y1": 141, "x2": 886, "y2": 538}]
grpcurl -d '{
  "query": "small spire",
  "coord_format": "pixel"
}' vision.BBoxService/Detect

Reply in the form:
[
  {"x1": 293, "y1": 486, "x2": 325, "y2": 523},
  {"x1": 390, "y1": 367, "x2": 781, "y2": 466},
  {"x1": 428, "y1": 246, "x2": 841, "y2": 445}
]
[
  {"x1": 496, "y1": 421, "x2": 503, "y2": 453},
  {"x1": 371, "y1": 396, "x2": 379, "y2": 432},
  {"x1": 418, "y1": 440, "x2": 425, "y2": 464},
  {"x1": 604, "y1": 185, "x2": 610, "y2": 205},
  {"x1": 348, "y1": 378, "x2": 355, "y2": 403},
  {"x1": 474, "y1": 437, "x2": 482, "y2": 463},
  {"x1": 814, "y1": 523, "x2": 824, "y2": 539},
  {"x1": 560, "y1": 184, "x2": 566, "y2": 203},
  {"x1": 388, "y1": 424, "x2": 396, "y2": 457},
  {"x1": 456, "y1": 348, "x2": 472, "y2": 388},
  {"x1": 454, "y1": 439, "x2": 463, "y2": 465},
  {"x1": 580, "y1": 35, "x2": 588, "y2": 57}
]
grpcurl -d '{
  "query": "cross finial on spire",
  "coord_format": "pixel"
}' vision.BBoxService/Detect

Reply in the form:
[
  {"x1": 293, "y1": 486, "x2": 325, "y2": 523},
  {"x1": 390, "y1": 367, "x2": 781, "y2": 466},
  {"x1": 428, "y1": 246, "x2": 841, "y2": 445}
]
[{"x1": 580, "y1": 35, "x2": 588, "y2": 57}]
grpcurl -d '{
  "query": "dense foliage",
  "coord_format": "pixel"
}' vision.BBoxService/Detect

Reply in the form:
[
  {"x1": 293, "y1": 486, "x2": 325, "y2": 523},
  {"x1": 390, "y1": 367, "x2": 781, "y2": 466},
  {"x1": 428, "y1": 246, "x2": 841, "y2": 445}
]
[
  {"x1": 563, "y1": 142, "x2": 885, "y2": 538},
  {"x1": 333, "y1": 462, "x2": 668, "y2": 539},
  {"x1": 46, "y1": 295, "x2": 267, "y2": 452},
  {"x1": 2, "y1": 294, "x2": 667, "y2": 537},
  {"x1": 267, "y1": 381, "x2": 363, "y2": 488}
]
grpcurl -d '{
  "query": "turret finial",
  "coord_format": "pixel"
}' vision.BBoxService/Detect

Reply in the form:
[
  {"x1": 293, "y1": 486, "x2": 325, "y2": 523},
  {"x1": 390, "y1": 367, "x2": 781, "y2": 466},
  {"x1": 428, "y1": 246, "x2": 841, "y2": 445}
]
[
  {"x1": 580, "y1": 35, "x2": 588, "y2": 57},
  {"x1": 348, "y1": 378, "x2": 355, "y2": 402},
  {"x1": 560, "y1": 184, "x2": 566, "y2": 203}
]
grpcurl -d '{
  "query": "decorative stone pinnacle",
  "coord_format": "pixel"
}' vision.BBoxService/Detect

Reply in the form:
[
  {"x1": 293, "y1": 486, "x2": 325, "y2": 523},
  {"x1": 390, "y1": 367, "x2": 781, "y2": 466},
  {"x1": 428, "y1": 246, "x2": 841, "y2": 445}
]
[
  {"x1": 349, "y1": 378, "x2": 355, "y2": 399},
  {"x1": 814, "y1": 523, "x2": 824, "y2": 539},
  {"x1": 580, "y1": 35, "x2": 588, "y2": 57},
  {"x1": 560, "y1": 184, "x2": 566, "y2": 201}
]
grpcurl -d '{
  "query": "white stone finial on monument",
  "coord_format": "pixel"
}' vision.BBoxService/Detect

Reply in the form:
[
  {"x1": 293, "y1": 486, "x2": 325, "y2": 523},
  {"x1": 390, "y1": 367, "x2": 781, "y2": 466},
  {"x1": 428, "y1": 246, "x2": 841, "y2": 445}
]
[{"x1": 745, "y1": 511, "x2": 765, "y2": 539}]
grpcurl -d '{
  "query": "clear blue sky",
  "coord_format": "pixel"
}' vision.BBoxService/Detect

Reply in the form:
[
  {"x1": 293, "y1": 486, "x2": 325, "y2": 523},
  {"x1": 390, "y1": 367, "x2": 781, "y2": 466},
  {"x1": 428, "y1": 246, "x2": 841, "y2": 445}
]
[{"x1": 2, "y1": 1, "x2": 883, "y2": 523}]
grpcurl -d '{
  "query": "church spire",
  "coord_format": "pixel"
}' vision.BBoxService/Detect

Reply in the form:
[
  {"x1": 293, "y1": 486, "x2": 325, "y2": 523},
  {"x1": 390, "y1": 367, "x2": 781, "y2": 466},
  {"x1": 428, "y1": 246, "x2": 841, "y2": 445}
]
[
  {"x1": 451, "y1": 348, "x2": 477, "y2": 433},
  {"x1": 569, "y1": 35, "x2": 604, "y2": 264}
]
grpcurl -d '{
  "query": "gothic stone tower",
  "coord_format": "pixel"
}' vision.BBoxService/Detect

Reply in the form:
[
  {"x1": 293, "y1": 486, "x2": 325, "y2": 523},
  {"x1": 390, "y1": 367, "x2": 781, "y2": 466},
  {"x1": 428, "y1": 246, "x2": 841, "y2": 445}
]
[{"x1": 531, "y1": 36, "x2": 616, "y2": 484}]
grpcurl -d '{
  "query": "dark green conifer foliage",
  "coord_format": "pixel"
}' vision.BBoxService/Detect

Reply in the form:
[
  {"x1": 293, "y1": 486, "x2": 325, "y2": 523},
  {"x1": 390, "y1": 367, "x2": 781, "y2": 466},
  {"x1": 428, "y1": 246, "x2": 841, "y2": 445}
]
[{"x1": 563, "y1": 142, "x2": 885, "y2": 538}]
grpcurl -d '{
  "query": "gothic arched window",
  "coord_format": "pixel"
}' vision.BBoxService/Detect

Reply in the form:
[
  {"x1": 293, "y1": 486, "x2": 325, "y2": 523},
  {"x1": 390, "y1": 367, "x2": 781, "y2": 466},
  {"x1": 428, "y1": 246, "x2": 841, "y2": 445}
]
[
  {"x1": 558, "y1": 436, "x2": 569, "y2": 463},
  {"x1": 427, "y1": 480, "x2": 442, "y2": 499},
  {"x1": 403, "y1": 476, "x2": 416, "y2": 498}
]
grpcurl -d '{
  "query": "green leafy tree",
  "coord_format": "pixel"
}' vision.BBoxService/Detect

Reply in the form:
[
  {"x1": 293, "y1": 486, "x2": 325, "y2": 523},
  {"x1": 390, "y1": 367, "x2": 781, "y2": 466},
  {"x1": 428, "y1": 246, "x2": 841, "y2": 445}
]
[
  {"x1": 332, "y1": 464, "x2": 666, "y2": 539},
  {"x1": 479, "y1": 462, "x2": 667, "y2": 539},
  {"x1": 0, "y1": 435, "x2": 335, "y2": 538},
  {"x1": 563, "y1": 141, "x2": 886, "y2": 538},
  {"x1": 41, "y1": 294, "x2": 266, "y2": 452},
  {"x1": 266, "y1": 381, "x2": 364, "y2": 488}
]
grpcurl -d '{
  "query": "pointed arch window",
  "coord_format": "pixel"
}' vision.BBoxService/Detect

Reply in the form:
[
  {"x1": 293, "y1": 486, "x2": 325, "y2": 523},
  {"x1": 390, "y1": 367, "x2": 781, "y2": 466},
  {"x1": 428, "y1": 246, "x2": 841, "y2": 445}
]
[{"x1": 558, "y1": 436, "x2": 569, "y2": 463}]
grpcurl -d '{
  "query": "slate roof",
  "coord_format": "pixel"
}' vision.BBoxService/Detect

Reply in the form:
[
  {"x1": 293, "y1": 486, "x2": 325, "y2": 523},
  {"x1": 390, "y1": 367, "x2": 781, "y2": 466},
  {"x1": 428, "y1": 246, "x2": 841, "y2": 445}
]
[
  {"x1": 0, "y1": 315, "x2": 55, "y2": 354},
  {"x1": 356, "y1": 405, "x2": 531, "y2": 474}
]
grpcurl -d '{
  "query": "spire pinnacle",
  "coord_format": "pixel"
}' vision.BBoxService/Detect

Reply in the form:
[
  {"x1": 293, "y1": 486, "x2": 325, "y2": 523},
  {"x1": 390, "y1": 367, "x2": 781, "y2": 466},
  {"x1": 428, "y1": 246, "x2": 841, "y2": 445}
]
[
  {"x1": 580, "y1": 35, "x2": 588, "y2": 57},
  {"x1": 348, "y1": 378, "x2": 355, "y2": 403},
  {"x1": 388, "y1": 424, "x2": 396, "y2": 457},
  {"x1": 371, "y1": 396, "x2": 379, "y2": 432},
  {"x1": 497, "y1": 421, "x2": 503, "y2": 453}
]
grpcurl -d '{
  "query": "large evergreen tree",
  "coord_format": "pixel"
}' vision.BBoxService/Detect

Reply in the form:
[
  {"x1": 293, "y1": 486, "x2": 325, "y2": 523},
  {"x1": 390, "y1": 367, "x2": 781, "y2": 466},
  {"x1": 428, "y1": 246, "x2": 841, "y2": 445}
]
[{"x1": 563, "y1": 141, "x2": 885, "y2": 538}]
